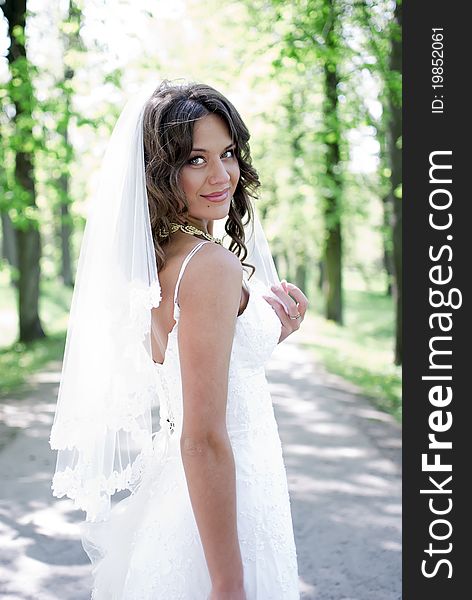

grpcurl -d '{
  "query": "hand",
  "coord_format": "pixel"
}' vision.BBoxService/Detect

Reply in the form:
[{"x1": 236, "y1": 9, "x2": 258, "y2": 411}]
[{"x1": 263, "y1": 280, "x2": 308, "y2": 343}]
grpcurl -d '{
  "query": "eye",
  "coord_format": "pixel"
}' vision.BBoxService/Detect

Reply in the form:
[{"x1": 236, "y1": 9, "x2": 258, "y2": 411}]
[
  {"x1": 187, "y1": 148, "x2": 236, "y2": 166},
  {"x1": 188, "y1": 155, "x2": 205, "y2": 166}
]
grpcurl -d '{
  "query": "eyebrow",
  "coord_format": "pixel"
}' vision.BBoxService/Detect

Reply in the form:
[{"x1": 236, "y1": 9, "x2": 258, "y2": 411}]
[{"x1": 190, "y1": 142, "x2": 235, "y2": 152}]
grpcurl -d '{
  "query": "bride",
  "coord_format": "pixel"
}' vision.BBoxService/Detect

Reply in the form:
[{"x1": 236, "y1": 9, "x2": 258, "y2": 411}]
[{"x1": 50, "y1": 80, "x2": 308, "y2": 600}]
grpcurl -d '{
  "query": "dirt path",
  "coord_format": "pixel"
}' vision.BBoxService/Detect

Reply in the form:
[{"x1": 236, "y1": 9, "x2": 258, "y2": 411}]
[{"x1": 0, "y1": 329, "x2": 401, "y2": 600}]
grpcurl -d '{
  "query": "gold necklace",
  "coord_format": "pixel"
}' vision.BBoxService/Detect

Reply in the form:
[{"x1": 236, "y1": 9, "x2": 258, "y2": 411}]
[{"x1": 163, "y1": 222, "x2": 223, "y2": 245}]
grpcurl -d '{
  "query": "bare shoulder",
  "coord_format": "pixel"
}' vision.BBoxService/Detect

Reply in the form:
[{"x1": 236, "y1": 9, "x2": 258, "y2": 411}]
[
  {"x1": 178, "y1": 243, "x2": 243, "y2": 307},
  {"x1": 184, "y1": 242, "x2": 242, "y2": 283}
]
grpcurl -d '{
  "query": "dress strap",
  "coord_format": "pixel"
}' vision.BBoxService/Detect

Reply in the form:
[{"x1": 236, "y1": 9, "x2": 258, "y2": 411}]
[{"x1": 173, "y1": 241, "x2": 211, "y2": 309}]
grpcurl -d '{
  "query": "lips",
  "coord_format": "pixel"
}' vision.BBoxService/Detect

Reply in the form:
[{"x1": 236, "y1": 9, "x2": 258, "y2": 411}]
[{"x1": 201, "y1": 188, "x2": 230, "y2": 201}]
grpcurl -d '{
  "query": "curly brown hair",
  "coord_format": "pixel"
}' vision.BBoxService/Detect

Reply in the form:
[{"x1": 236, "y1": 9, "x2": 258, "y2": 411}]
[{"x1": 142, "y1": 79, "x2": 260, "y2": 274}]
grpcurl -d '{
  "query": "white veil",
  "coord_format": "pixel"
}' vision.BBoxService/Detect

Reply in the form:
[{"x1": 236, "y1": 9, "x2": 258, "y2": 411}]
[{"x1": 49, "y1": 82, "x2": 280, "y2": 523}]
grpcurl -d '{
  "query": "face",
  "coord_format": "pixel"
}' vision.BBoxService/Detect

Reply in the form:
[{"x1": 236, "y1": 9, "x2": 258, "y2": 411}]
[{"x1": 179, "y1": 113, "x2": 240, "y2": 228}]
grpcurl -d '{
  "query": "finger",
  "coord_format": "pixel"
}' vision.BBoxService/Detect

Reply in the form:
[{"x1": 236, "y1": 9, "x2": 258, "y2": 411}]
[
  {"x1": 276, "y1": 281, "x2": 306, "y2": 309},
  {"x1": 263, "y1": 296, "x2": 292, "y2": 327},
  {"x1": 264, "y1": 296, "x2": 301, "y2": 333},
  {"x1": 284, "y1": 282, "x2": 308, "y2": 305},
  {"x1": 283, "y1": 283, "x2": 308, "y2": 316},
  {"x1": 270, "y1": 284, "x2": 294, "y2": 306},
  {"x1": 270, "y1": 285, "x2": 299, "y2": 317}
]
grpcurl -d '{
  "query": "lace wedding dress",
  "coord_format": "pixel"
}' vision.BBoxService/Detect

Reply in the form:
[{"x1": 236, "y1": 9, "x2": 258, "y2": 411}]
[{"x1": 81, "y1": 241, "x2": 300, "y2": 599}]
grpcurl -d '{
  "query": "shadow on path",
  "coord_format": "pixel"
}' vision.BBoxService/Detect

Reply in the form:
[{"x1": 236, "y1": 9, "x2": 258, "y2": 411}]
[
  {"x1": 268, "y1": 337, "x2": 401, "y2": 600},
  {"x1": 0, "y1": 338, "x2": 401, "y2": 600}
]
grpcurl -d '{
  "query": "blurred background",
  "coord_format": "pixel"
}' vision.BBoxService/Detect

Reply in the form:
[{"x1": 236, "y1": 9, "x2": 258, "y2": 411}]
[{"x1": 0, "y1": 0, "x2": 402, "y2": 421}]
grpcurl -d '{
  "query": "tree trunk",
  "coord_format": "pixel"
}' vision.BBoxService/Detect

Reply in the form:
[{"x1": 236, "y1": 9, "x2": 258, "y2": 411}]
[
  {"x1": 57, "y1": 0, "x2": 82, "y2": 288},
  {"x1": 322, "y1": 0, "x2": 343, "y2": 324},
  {"x1": 1, "y1": 211, "x2": 18, "y2": 272},
  {"x1": 295, "y1": 262, "x2": 307, "y2": 292},
  {"x1": 382, "y1": 193, "x2": 394, "y2": 296},
  {"x1": 60, "y1": 196, "x2": 74, "y2": 286},
  {"x1": 318, "y1": 260, "x2": 324, "y2": 291},
  {"x1": 324, "y1": 219, "x2": 343, "y2": 323},
  {"x1": 286, "y1": 86, "x2": 311, "y2": 294},
  {"x1": 4, "y1": 0, "x2": 45, "y2": 342},
  {"x1": 58, "y1": 128, "x2": 73, "y2": 287},
  {"x1": 389, "y1": 1, "x2": 402, "y2": 365},
  {"x1": 15, "y1": 149, "x2": 45, "y2": 342},
  {"x1": 17, "y1": 227, "x2": 44, "y2": 341},
  {"x1": 378, "y1": 112, "x2": 394, "y2": 298}
]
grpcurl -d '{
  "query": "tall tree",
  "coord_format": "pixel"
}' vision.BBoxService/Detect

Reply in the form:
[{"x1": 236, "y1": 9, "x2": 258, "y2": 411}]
[
  {"x1": 56, "y1": 0, "x2": 85, "y2": 287},
  {"x1": 357, "y1": 0, "x2": 402, "y2": 361},
  {"x1": 320, "y1": 0, "x2": 344, "y2": 323},
  {"x1": 379, "y1": 123, "x2": 395, "y2": 297},
  {"x1": 3, "y1": 0, "x2": 45, "y2": 341},
  {"x1": 388, "y1": 0, "x2": 402, "y2": 365}
]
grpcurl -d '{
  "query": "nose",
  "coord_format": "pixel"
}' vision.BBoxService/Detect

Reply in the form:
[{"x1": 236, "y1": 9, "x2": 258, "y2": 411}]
[{"x1": 208, "y1": 157, "x2": 231, "y2": 185}]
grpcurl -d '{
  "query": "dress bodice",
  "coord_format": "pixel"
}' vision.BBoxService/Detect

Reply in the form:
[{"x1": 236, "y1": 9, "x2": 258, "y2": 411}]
[{"x1": 154, "y1": 241, "x2": 282, "y2": 439}]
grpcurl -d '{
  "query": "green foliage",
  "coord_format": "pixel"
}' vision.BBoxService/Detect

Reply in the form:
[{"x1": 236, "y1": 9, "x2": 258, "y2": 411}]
[
  {"x1": 0, "y1": 0, "x2": 402, "y2": 393},
  {"x1": 0, "y1": 50, "x2": 42, "y2": 230},
  {"x1": 0, "y1": 272, "x2": 72, "y2": 392},
  {"x1": 1, "y1": 0, "x2": 124, "y2": 285},
  {"x1": 241, "y1": 0, "x2": 402, "y2": 351},
  {"x1": 241, "y1": 0, "x2": 396, "y2": 250},
  {"x1": 0, "y1": 333, "x2": 66, "y2": 395},
  {"x1": 0, "y1": 271, "x2": 73, "y2": 346}
]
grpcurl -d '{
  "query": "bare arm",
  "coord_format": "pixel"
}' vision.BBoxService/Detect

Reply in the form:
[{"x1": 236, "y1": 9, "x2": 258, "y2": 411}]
[{"x1": 178, "y1": 244, "x2": 245, "y2": 597}]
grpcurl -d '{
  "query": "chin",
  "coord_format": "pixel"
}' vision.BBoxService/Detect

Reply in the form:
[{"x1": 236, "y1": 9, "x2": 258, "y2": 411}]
[
  {"x1": 212, "y1": 205, "x2": 231, "y2": 221},
  {"x1": 202, "y1": 198, "x2": 231, "y2": 221}
]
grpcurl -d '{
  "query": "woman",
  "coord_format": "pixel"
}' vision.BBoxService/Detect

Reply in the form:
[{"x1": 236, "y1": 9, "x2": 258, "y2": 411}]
[{"x1": 50, "y1": 80, "x2": 308, "y2": 599}]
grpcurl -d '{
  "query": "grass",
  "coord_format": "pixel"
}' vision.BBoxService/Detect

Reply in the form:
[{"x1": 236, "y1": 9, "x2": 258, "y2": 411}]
[
  {"x1": 303, "y1": 275, "x2": 402, "y2": 423},
  {"x1": 0, "y1": 270, "x2": 70, "y2": 394},
  {"x1": 0, "y1": 332, "x2": 66, "y2": 394}
]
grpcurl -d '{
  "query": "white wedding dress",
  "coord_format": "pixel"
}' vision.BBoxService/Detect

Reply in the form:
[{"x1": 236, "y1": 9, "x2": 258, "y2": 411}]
[{"x1": 81, "y1": 241, "x2": 300, "y2": 599}]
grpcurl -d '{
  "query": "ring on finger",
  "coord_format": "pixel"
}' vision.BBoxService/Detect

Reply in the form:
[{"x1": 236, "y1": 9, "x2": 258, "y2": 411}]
[{"x1": 289, "y1": 312, "x2": 302, "y2": 320}]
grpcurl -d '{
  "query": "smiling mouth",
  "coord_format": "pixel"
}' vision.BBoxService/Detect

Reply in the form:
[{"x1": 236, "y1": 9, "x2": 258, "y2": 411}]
[{"x1": 201, "y1": 189, "x2": 230, "y2": 201}]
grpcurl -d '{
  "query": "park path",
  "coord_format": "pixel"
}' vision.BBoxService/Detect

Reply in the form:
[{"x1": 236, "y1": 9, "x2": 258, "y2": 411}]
[{"x1": 0, "y1": 320, "x2": 401, "y2": 600}]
